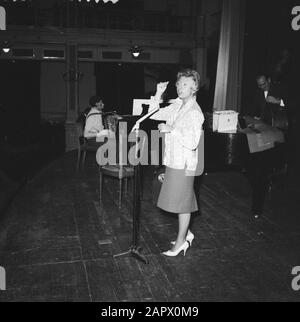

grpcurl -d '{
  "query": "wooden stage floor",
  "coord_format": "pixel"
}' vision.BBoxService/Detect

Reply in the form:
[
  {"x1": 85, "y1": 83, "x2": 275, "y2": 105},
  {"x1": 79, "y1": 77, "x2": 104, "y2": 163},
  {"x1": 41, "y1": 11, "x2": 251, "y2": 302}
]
[{"x1": 0, "y1": 151, "x2": 300, "y2": 302}]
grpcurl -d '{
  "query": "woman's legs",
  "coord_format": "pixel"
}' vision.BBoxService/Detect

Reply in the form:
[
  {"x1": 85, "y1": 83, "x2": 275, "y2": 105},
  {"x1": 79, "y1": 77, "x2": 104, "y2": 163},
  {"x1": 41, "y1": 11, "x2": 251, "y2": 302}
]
[{"x1": 172, "y1": 212, "x2": 191, "y2": 250}]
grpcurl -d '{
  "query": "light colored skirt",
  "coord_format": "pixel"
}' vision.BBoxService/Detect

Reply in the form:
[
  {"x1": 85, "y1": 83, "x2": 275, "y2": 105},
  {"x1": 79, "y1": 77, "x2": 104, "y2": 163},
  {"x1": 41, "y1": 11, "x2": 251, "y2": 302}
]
[{"x1": 157, "y1": 166, "x2": 198, "y2": 214}]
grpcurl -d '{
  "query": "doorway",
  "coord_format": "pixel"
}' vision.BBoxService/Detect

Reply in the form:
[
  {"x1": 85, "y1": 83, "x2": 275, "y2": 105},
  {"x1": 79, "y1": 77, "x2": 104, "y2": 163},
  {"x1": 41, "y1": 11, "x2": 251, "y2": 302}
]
[{"x1": 0, "y1": 59, "x2": 41, "y2": 145}]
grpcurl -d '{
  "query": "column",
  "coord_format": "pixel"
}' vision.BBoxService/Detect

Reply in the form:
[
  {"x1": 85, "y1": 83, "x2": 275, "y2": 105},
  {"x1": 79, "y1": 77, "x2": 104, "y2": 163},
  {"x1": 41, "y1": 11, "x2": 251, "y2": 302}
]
[{"x1": 64, "y1": 42, "x2": 79, "y2": 151}]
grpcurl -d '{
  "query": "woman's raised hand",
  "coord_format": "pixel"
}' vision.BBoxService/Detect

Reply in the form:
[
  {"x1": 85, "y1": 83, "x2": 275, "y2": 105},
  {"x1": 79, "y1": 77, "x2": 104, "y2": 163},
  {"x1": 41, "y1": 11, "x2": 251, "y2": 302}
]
[{"x1": 155, "y1": 81, "x2": 169, "y2": 98}]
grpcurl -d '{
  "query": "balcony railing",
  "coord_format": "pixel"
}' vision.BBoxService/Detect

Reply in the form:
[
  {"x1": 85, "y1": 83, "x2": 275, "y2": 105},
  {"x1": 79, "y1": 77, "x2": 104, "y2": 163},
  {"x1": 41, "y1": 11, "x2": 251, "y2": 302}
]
[{"x1": 4, "y1": 4, "x2": 197, "y2": 34}]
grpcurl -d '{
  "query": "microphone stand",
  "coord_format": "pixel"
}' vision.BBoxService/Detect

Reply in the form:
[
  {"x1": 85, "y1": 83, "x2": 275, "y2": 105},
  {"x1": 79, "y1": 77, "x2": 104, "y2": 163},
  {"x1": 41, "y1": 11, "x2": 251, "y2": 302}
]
[{"x1": 113, "y1": 107, "x2": 159, "y2": 264}]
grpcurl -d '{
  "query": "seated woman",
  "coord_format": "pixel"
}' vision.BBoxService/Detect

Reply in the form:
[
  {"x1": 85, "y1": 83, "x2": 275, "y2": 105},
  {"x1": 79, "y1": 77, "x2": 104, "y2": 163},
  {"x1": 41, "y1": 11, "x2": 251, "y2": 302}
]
[{"x1": 84, "y1": 96, "x2": 110, "y2": 147}]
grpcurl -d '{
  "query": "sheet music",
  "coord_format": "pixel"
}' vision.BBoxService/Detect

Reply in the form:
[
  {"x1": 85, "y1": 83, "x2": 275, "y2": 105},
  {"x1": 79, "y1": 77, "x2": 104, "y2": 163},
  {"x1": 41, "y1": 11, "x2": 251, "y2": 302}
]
[
  {"x1": 132, "y1": 99, "x2": 152, "y2": 115},
  {"x1": 130, "y1": 106, "x2": 160, "y2": 132}
]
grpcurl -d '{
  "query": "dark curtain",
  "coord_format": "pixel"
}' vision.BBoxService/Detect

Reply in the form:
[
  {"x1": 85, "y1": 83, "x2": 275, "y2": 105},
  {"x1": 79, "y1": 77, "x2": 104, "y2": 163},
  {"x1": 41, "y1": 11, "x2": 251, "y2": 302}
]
[
  {"x1": 0, "y1": 60, "x2": 41, "y2": 145},
  {"x1": 95, "y1": 62, "x2": 145, "y2": 115},
  {"x1": 241, "y1": 0, "x2": 300, "y2": 116},
  {"x1": 199, "y1": 46, "x2": 218, "y2": 113}
]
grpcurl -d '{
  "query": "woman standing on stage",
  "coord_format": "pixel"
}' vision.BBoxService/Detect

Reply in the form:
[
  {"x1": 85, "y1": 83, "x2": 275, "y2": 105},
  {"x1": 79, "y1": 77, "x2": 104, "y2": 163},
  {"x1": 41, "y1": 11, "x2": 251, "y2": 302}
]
[{"x1": 150, "y1": 68, "x2": 204, "y2": 257}]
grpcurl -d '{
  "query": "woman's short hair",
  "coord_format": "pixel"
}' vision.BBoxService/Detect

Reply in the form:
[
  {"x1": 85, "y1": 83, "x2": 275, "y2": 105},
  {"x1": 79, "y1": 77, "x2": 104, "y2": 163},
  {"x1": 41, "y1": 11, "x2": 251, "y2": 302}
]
[
  {"x1": 176, "y1": 68, "x2": 200, "y2": 93},
  {"x1": 89, "y1": 95, "x2": 102, "y2": 107}
]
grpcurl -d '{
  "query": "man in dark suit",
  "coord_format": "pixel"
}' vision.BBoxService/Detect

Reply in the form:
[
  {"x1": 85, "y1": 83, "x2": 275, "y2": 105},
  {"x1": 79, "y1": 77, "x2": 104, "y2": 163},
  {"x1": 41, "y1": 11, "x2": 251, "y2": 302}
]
[
  {"x1": 253, "y1": 74, "x2": 286, "y2": 125},
  {"x1": 246, "y1": 74, "x2": 287, "y2": 221}
]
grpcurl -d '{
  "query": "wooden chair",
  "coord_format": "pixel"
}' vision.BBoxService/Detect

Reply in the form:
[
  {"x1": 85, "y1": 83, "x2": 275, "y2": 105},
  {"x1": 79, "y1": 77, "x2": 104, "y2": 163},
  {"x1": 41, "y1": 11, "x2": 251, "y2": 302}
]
[
  {"x1": 98, "y1": 164, "x2": 134, "y2": 209},
  {"x1": 96, "y1": 117, "x2": 135, "y2": 209},
  {"x1": 75, "y1": 122, "x2": 98, "y2": 171}
]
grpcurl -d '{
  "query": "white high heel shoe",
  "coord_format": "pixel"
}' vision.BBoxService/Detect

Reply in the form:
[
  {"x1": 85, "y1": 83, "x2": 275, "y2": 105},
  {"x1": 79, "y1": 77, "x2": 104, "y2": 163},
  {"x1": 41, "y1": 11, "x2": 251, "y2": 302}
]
[
  {"x1": 171, "y1": 231, "x2": 195, "y2": 246},
  {"x1": 162, "y1": 241, "x2": 190, "y2": 257}
]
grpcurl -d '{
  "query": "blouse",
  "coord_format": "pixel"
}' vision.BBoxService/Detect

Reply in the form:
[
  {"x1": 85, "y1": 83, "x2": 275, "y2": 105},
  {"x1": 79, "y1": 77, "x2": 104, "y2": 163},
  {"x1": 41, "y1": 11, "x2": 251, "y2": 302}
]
[
  {"x1": 150, "y1": 97, "x2": 204, "y2": 171},
  {"x1": 84, "y1": 107, "x2": 104, "y2": 138}
]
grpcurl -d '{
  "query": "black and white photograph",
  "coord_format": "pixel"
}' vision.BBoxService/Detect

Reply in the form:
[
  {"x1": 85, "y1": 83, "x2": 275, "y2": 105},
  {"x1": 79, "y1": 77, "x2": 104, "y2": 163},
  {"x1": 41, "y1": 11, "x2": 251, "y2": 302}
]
[{"x1": 0, "y1": 0, "x2": 300, "y2": 304}]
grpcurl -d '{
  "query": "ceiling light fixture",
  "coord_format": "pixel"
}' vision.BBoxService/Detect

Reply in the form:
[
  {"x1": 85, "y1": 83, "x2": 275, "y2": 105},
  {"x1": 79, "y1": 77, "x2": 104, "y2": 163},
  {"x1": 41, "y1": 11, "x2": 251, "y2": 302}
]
[
  {"x1": 102, "y1": 0, "x2": 119, "y2": 3},
  {"x1": 129, "y1": 45, "x2": 143, "y2": 58},
  {"x1": 1, "y1": 41, "x2": 11, "y2": 53},
  {"x1": 70, "y1": 0, "x2": 119, "y2": 3}
]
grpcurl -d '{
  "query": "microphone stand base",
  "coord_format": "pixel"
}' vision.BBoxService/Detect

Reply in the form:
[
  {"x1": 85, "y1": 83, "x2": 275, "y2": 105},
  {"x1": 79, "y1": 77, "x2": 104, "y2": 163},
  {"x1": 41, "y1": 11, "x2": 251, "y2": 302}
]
[{"x1": 113, "y1": 245, "x2": 149, "y2": 264}]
